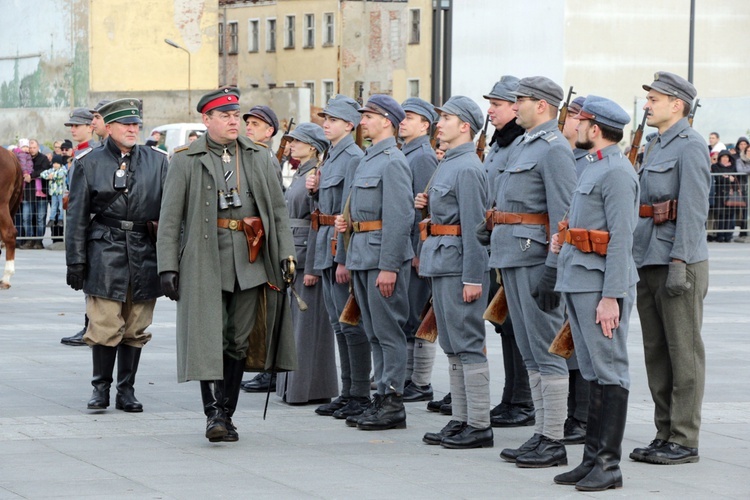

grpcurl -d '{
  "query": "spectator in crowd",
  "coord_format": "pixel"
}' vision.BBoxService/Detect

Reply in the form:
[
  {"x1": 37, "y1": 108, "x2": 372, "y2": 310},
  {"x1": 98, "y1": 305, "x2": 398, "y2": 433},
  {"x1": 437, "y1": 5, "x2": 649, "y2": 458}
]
[
  {"x1": 708, "y1": 132, "x2": 726, "y2": 154},
  {"x1": 39, "y1": 154, "x2": 68, "y2": 229},
  {"x1": 733, "y1": 137, "x2": 749, "y2": 242},
  {"x1": 187, "y1": 130, "x2": 199, "y2": 143},
  {"x1": 24, "y1": 139, "x2": 50, "y2": 249},
  {"x1": 53, "y1": 140, "x2": 63, "y2": 156},
  {"x1": 60, "y1": 139, "x2": 74, "y2": 159},
  {"x1": 712, "y1": 150, "x2": 738, "y2": 243},
  {"x1": 13, "y1": 139, "x2": 34, "y2": 247}
]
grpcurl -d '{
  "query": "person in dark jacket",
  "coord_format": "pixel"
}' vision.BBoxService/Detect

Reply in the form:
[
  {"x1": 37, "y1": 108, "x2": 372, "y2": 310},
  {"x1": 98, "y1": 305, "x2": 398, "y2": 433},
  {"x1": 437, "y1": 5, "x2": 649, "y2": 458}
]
[
  {"x1": 712, "y1": 150, "x2": 738, "y2": 242},
  {"x1": 65, "y1": 98, "x2": 168, "y2": 414}
]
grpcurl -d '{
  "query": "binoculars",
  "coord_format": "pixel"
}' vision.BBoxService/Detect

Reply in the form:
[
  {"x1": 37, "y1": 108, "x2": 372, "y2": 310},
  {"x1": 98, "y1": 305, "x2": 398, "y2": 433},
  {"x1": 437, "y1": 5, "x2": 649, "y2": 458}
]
[{"x1": 218, "y1": 189, "x2": 242, "y2": 210}]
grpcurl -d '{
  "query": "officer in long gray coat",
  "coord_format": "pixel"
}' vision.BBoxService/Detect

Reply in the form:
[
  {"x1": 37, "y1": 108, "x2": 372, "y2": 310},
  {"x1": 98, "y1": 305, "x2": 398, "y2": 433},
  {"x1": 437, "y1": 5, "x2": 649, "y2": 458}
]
[
  {"x1": 306, "y1": 95, "x2": 372, "y2": 419},
  {"x1": 488, "y1": 77, "x2": 577, "y2": 468},
  {"x1": 416, "y1": 96, "x2": 492, "y2": 449},
  {"x1": 629, "y1": 72, "x2": 710, "y2": 466},
  {"x1": 398, "y1": 97, "x2": 438, "y2": 403},
  {"x1": 334, "y1": 95, "x2": 414, "y2": 431},
  {"x1": 550, "y1": 96, "x2": 639, "y2": 491}
]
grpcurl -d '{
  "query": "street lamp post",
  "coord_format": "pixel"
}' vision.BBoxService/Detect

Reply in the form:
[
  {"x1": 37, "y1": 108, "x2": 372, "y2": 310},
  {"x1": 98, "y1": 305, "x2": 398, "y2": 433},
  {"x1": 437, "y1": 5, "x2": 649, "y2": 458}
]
[{"x1": 164, "y1": 38, "x2": 191, "y2": 119}]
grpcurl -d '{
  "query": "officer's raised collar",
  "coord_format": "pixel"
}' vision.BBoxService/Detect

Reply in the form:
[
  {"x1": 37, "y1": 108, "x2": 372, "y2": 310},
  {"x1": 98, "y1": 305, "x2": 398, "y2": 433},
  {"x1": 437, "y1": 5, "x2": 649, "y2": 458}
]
[
  {"x1": 296, "y1": 156, "x2": 318, "y2": 176},
  {"x1": 523, "y1": 118, "x2": 558, "y2": 143},
  {"x1": 105, "y1": 136, "x2": 136, "y2": 165},
  {"x1": 585, "y1": 143, "x2": 621, "y2": 163},
  {"x1": 365, "y1": 135, "x2": 397, "y2": 156},
  {"x1": 401, "y1": 134, "x2": 430, "y2": 155},
  {"x1": 656, "y1": 117, "x2": 691, "y2": 147},
  {"x1": 443, "y1": 141, "x2": 475, "y2": 160}
]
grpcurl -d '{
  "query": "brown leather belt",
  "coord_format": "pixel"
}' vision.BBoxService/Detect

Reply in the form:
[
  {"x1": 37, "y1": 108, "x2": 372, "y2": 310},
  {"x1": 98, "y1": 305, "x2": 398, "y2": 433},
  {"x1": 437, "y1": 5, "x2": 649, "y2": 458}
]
[
  {"x1": 486, "y1": 210, "x2": 549, "y2": 229},
  {"x1": 217, "y1": 218, "x2": 247, "y2": 231},
  {"x1": 352, "y1": 220, "x2": 382, "y2": 233},
  {"x1": 420, "y1": 221, "x2": 462, "y2": 241},
  {"x1": 319, "y1": 214, "x2": 338, "y2": 226},
  {"x1": 639, "y1": 200, "x2": 678, "y2": 224},
  {"x1": 563, "y1": 227, "x2": 610, "y2": 256}
]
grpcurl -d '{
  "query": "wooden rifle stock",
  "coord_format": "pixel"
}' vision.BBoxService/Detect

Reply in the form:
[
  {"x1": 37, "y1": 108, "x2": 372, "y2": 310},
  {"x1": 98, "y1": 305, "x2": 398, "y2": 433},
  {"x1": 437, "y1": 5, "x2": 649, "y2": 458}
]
[
  {"x1": 339, "y1": 292, "x2": 361, "y2": 326},
  {"x1": 275, "y1": 118, "x2": 295, "y2": 162},
  {"x1": 475, "y1": 115, "x2": 490, "y2": 161},
  {"x1": 557, "y1": 86, "x2": 577, "y2": 132},
  {"x1": 688, "y1": 98, "x2": 701, "y2": 128},
  {"x1": 483, "y1": 284, "x2": 508, "y2": 324},
  {"x1": 415, "y1": 300, "x2": 438, "y2": 343},
  {"x1": 548, "y1": 320, "x2": 574, "y2": 359},
  {"x1": 628, "y1": 111, "x2": 649, "y2": 167}
]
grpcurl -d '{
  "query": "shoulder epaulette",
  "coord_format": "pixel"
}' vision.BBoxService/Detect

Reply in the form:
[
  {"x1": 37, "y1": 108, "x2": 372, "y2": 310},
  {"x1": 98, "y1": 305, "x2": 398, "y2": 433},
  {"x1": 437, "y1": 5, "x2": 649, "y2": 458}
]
[
  {"x1": 173, "y1": 145, "x2": 189, "y2": 154},
  {"x1": 151, "y1": 146, "x2": 169, "y2": 155},
  {"x1": 75, "y1": 147, "x2": 93, "y2": 159},
  {"x1": 544, "y1": 134, "x2": 557, "y2": 143},
  {"x1": 254, "y1": 141, "x2": 268, "y2": 149}
]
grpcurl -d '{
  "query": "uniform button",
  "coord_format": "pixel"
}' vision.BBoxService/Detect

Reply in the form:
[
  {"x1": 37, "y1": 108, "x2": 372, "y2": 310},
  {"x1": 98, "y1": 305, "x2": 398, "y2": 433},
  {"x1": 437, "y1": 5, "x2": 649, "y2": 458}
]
[
  {"x1": 205, "y1": 218, "x2": 209, "y2": 223},
  {"x1": 205, "y1": 202, "x2": 210, "y2": 206},
  {"x1": 207, "y1": 185, "x2": 212, "y2": 190},
  {"x1": 204, "y1": 235, "x2": 208, "y2": 239}
]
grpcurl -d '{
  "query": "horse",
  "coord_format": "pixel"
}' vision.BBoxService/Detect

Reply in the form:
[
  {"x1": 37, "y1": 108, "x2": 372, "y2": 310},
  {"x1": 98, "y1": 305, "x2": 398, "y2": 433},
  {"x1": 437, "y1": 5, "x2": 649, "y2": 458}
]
[{"x1": 0, "y1": 147, "x2": 23, "y2": 289}]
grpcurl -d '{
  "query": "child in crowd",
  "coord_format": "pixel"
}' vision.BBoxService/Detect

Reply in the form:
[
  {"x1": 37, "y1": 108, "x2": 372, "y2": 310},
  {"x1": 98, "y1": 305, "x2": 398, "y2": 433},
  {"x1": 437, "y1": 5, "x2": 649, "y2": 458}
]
[{"x1": 40, "y1": 154, "x2": 68, "y2": 227}]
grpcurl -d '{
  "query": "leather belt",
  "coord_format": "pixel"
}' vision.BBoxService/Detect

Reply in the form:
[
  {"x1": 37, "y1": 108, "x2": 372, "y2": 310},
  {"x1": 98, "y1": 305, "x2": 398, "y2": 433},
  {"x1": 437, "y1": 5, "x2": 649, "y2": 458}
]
[
  {"x1": 352, "y1": 220, "x2": 382, "y2": 233},
  {"x1": 639, "y1": 200, "x2": 678, "y2": 224},
  {"x1": 427, "y1": 224, "x2": 462, "y2": 237},
  {"x1": 95, "y1": 215, "x2": 148, "y2": 233},
  {"x1": 217, "y1": 218, "x2": 246, "y2": 231},
  {"x1": 486, "y1": 210, "x2": 549, "y2": 228},
  {"x1": 563, "y1": 227, "x2": 610, "y2": 256},
  {"x1": 318, "y1": 213, "x2": 338, "y2": 226}
]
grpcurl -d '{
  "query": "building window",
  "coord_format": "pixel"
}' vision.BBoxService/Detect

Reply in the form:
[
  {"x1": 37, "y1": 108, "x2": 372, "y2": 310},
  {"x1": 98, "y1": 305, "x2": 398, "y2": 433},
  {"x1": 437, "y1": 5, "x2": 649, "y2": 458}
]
[
  {"x1": 248, "y1": 19, "x2": 259, "y2": 53},
  {"x1": 228, "y1": 22, "x2": 239, "y2": 54},
  {"x1": 304, "y1": 14, "x2": 315, "y2": 49},
  {"x1": 218, "y1": 22, "x2": 224, "y2": 54},
  {"x1": 323, "y1": 80, "x2": 335, "y2": 105},
  {"x1": 409, "y1": 9, "x2": 420, "y2": 45},
  {"x1": 408, "y1": 79, "x2": 420, "y2": 98},
  {"x1": 284, "y1": 81, "x2": 296, "y2": 88},
  {"x1": 303, "y1": 81, "x2": 315, "y2": 105},
  {"x1": 266, "y1": 18, "x2": 276, "y2": 52},
  {"x1": 323, "y1": 12, "x2": 334, "y2": 46},
  {"x1": 268, "y1": 83, "x2": 277, "y2": 89},
  {"x1": 285, "y1": 15, "x2": 295, "y2": 49}
]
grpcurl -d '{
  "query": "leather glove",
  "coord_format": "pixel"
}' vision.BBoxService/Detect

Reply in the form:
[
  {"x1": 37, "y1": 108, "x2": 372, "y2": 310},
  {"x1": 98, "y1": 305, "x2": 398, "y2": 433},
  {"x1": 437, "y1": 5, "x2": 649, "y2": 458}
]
[
  {"x1": 665, "y1": 262, "x2": 691, "y2": 297},
  {"x1": 66, "y1": 264, "x2": 86, "y2": 291},
  {"x1": 531, "y1": 265, "x2": 560, "y2": 311},
  {"x1": 160, "y1": 271, "x2": 180, "y2": 301},
  {"x1": 475, "y1": 219, "x2": 491, "y2": 246},
  {"x1": 281, "y1": 258, "x2": 297, "y2": 286}
]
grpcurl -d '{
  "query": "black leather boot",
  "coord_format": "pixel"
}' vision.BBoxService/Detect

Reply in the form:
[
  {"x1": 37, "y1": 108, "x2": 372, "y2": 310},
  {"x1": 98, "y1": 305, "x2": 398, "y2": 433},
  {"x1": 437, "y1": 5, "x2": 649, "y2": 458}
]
[
  {"x1": 241, "y1": 372, "x2": 276, "y2": 392},
  {"x1": 440, "y1": 425, "x2": 494, "y2": 449},
  {"x1": 356, "y1": 393, "x2": 406, "y2": 430},
  {"x1": 575, "y1": 385, "x2": 628, "y2": 491},
  {"x1": 500, "y1": 433, "x2": 543, "y2": 463},
  {"x1": 333, "y1": 396, "x2": 370, "y2": 419},
  {"x1": 222, "y1": 355, "x2": 247, "y2": 442},
  {"x1": 423, "y1": 420, "x2": 466, "y2": 445},
  {"x1": 427, "y1": 392, "x2": 451, "y2": 412},
  {"x1": 61, "y1": 315, "x2": 89, "y2": 346},
  {"x1": 200, "y1": 381, "x2": 228, "y2": 442},
  {"x1": 87, "y1": 345, "x2": 117, "y2": 409},
  {"x1": 515, "y1": 435, "x2": 568, "y2": 468},
  {"x1": 115, "y1": 344, "x2": 143, "y2": 412},
  {"x1": 555, "y1": 381, "x2": 601, "y2": 485},
  {"x1": 346, "y1": 394, "x2": 382, "y2": 427}
]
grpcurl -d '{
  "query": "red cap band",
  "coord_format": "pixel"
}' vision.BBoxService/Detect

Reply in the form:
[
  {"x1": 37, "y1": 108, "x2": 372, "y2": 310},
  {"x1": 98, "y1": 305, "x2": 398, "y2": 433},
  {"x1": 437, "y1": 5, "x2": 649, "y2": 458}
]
[{"x1": 201, "y1": 95, "x2": 238, "y2": 114}]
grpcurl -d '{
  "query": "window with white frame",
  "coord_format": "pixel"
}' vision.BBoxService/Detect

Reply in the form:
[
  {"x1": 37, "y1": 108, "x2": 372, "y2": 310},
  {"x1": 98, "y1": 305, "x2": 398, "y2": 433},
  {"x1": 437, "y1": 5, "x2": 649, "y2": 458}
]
[
  {"x1": 323, "y1": 12, "x2": 334, "y2": 46},
  {"x1": 266, "y1": 18, "x2": 277, "y2": 52},
  {"x1": 248, "y1": 19, "x2": 259, "y2": 53},
  {"x1": 323, "y1": 80, "x2": 335, "y2": 105},
  {"x1": 285, "y1": 15, "x2": 295, "y2": 49},
  {"x1": 218, "y1": 22, "x2": 224, "y2": 54},
  {"x1": 303, "y1": 81, "x2": 315, "y2": 105},
  {"x1": 409, "y1": 9, "x2": 420, "y2": 45},
  {"x1": 304, "y1": 14, "x2": 315, "y2": 48},
  {"x1": 408, "y1": 79, "x2": 420, "y2": 98},
  {"x1": 228, "y1": 22, "x2": 239, "y2": 54}
]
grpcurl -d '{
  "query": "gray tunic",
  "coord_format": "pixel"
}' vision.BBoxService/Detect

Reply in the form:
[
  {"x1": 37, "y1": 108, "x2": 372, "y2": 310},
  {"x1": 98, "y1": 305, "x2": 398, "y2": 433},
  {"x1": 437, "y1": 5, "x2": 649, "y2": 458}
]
[
  {"x1": 276, "y1": 158, "x2": 338, "y2": 403},
  {"x1": 556, "y1": 145, "x2": 639, "y2": 388}
]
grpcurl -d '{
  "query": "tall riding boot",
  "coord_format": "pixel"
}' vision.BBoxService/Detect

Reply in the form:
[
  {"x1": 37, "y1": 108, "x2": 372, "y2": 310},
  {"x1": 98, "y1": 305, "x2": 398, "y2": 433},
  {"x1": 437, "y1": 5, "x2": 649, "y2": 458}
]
[
  {"x1": 115, "y1": 344, "x2": 143, "y2": 412},
  {"x1": 87, "y1": 345, "x2": 117, "y2": 409},
  {"x1": 441, "y1": 361, "x2": 493, "y2": 449},
  {"x1": 555, "y1": 381, "x2": 602, "y2": 485},
  {"x1": 222, "y1": 355, "x2": 247, "y2": 442},
  {"x1": 576, "y1": 385, "x2": 628, "y2": 491},
  {"x1": 200, "y1": 380, "x2": 228, "y2": 442}
]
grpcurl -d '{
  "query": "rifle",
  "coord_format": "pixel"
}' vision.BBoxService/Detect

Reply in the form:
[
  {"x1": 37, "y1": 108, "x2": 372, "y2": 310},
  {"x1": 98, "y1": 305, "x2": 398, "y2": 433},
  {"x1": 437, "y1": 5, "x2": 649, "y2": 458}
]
[
  {"x1": 475, "y1": 114, "x2": 490, "y2": 161},
  {"x1": 275, "y1": 118, "x2": 295, "y2": 162},
  {"x1": 688, "y1": 99, "x2": 701, "y2": 128},
  {"x1": 429, "y1": 124, "x2": 439, "y2": 150},
  {"x1": 355, "y1": 86, "x2": 365, "y2": 150},
  {"x1": 557, "y1": 86, "x2": 577, "y2": 132},
  {"x1": 627, "y1": 111, "x2": 649, "y2": 167}
]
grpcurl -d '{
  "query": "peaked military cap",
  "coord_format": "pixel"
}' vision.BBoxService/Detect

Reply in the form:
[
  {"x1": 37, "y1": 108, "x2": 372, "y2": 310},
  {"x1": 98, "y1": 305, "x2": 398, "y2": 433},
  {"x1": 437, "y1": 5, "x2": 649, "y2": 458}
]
[
  {"x1": 483, "y1": 75, "x2": 520, "y2": 102},
  {"x1": 643, "y1": 71, "x2": 697, "y2": 106},
  {"x1": 243, "y1": 105, "x2": 280, "y2": 136},
  {"x1": 435, "y1": 95, "x2": 484, "y2": 134},
  {"x1": 98, "y1": 99, "x2": 142, "y2": 125},
  {"x1": 89, "y1": 99, "x2": 112, "y2": 114},
  {"x1": 512, "y1": 76, "x2": 564, "y2": 108},
  {"x1": 318, "y1": 94, "x2": 361, "y2": 126},
  {"x1": 359, "y1": 94, "x2": 405, "y2": 129},
  {"x1": 197, "y1": 86, "x2": 240, "y2": 114},
  {"x1": 574, "y1": 95, "x2": 630, "y2": 130},
  {"x1": 285, "y1": 122, "x2": 329, "y2": 153},
  {"x1": 64, "y1": 107, "x2": 94, "y2": 126},
  {"x1": 401, "y1": 97, "x2": 438, "y2": 124}
]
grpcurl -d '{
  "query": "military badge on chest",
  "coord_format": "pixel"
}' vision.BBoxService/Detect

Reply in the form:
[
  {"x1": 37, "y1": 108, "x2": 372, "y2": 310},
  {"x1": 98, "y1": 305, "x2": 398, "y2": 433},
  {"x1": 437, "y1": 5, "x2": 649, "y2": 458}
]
[{"x1": 113, "y1": 161, "x2": 128, "y2": 190}]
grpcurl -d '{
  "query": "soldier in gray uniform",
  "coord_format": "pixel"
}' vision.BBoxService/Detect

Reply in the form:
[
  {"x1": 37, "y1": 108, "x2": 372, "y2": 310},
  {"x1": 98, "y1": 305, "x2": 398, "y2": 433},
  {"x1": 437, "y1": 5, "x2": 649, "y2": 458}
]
[
  {"x1": 334, "y1": 95, "x2": 413, "y2": 431},
  {"x1": 416, "y1": 96, "x2": 492, "y2": 449},
  {"x1": 306, "y1": 95, "x2": 372, "y2": 419},
  {"x1": 488, "y1": 76, "x2": 577, "y2": 468},
  {"x1": 481, "y1": 76, "x2": 535, "y2": 429},
  {"x1": 550, "y1": 96, "x2": 639, "y2": 491},
  {"x1": 629, "y1": 72, "x2": 710, "y2": 465},
  {"x1": 559, "y1": 94, "x2": 590, "y2": 445},
  {"x1": 398, "y1": 97, "x2": 439, "y2": 403}
]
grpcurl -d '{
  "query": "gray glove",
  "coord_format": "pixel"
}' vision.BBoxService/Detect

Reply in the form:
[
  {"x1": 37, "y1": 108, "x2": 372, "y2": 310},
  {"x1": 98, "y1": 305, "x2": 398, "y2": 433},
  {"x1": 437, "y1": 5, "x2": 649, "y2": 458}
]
[
  {"x1": 475, "y1": 220, "x2": 491, "y2": 246},
  {"x1": 665, "y1": 262, "x2": 691, "y2": 297}
]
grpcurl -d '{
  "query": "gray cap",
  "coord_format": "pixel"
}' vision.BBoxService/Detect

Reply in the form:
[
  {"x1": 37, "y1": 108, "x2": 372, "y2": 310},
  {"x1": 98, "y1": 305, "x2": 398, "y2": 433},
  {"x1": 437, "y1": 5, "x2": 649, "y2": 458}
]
[
  {"x1": 401, "y1": 97, "x2": 438, "y2": 123},
  {"x1": 89, "y1": 99, "x2": 111, "y2": 114},
  {"x1": 243, "y1": 105, "x2": 280, "y2": 137},
  {"x1": 285, "y1": 122, "x2": 329, "y2": 153},
  {"x1": 318, "y1": 94, "x2": 361, "y2": 126},
  {"x1": 64, "y1": 107, "x2": 94, "y2": 126},
  {"x1": 568, "y1": 96, "x2": 587, "y2": 115},
  {"x1": 511, "y1": 76, "x2": 564, "y2": 108},
  {"x1": 574, "y1": 95, "x2": 630, "y2": 130},
  {"x1": 359, "y1": 94, "x2": 406, "y2": 129},
  {"x1": 643, "y1": 71, "x2": 697, "y2": 106},
  {"x1": 98, "y1": 98, "x2": 143, "y2": 125},
  {"x1": 483, "y1": 75, "x2": 520, "y2": 102},
  {"x1": 435, "y1": 95, "x2": 484, "y2": 134}
]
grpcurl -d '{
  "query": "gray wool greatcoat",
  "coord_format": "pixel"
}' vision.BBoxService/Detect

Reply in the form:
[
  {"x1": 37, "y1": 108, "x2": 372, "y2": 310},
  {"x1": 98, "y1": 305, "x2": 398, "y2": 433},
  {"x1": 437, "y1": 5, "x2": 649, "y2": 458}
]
[
  {"x1": 66, "y1": 139, "x2": 168, "y2": 301},
  {"x1": 157, "y1": 135, "x2": 297, "y2": 382}
]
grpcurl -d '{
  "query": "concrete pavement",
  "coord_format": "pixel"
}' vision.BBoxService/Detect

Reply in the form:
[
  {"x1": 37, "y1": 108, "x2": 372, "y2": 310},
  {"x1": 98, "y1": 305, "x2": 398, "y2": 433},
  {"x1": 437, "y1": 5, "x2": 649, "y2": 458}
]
[{"x1": 1, "y1": 243, "x2": 749, "y2": 499}]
